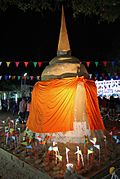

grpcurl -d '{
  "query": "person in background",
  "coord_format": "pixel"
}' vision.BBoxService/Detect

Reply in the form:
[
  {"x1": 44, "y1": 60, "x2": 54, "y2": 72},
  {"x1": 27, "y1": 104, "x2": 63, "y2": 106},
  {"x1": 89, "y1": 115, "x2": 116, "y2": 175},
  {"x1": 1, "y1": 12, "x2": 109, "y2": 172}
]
[
  {"x1": 101, "y1": 97, "x2": 107, "y2": 114},
  {"x1": 19, "y1": 97, "x2": 27, "y2": 121},
  {"x1": 26, "y1": 97, "x2": 31, "y2": 120},
  {"x1": 115, "y1": 97, "x2": 120, "y2": 114},
  {"x1": 12, "y1": 101, "x2": 18, "y2": 116},
  {"x1": 109, "y1": 96, "x2": 115, "y2": 116}
]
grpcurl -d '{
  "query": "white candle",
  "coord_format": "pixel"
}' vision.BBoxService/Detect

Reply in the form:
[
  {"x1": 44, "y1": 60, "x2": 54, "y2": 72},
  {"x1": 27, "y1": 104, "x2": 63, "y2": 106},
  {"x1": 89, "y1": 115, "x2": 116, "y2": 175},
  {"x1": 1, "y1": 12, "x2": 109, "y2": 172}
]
[
  {"x1": 66, "y1": 147, "x2": 70, "y2": 164},
  {"x1": 11, "y1": 120, "x2": 14, "y2": 128},
  {"x1": 75, "y1": 146, "x2": 81, "y2": 166},
  {"x1": 75, "y1": 146, "x2": 84, "y2": 166},
  {"x1": 53, "y1": 146, "x2": 59, "y2": 163},
  {"x1": 6, "y1": 133, "x2": 9, "y2": 145},
  {"x1": 81, "y1": 153, "x2": 84, "y2": 166},
  {"x1": 53, "y1": 141, "x2": 57, "y2": 146}
]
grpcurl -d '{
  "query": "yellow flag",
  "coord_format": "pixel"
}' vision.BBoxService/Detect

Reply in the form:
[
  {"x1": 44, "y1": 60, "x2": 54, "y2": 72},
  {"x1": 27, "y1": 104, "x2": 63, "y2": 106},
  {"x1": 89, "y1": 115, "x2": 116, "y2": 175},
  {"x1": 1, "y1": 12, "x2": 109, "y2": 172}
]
[
  {"x1": 88, "y1": 149, "x2": 93, "y2": 155},
  {"x1": 12, "y1": 76, "x2": 15, "y2": 80},
  {"x1": 6, "y1": 62, "x2": 10, "y2": 67},
  {"x1": 10, "y1": 128, "x2": 14, "y2": 133},
  {"x1": 57, "y1": 155, "x2": 62, "y2": 161}
]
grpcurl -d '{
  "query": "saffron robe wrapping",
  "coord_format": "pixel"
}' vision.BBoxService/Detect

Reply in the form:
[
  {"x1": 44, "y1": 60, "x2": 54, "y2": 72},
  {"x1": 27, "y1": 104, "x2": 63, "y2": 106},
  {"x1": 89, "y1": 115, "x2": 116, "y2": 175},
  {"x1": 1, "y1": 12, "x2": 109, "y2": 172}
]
[{"x1": 27, "y1": 77, "x2": 105, "y2": 135}]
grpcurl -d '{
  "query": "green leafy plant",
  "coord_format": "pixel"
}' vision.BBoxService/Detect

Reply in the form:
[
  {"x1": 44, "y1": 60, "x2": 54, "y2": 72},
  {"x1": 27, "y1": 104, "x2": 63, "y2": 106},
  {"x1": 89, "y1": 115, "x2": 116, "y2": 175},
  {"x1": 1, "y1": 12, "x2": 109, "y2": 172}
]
[{"x1": 0, "y1": 0, "x2": 120, "y2": 22}]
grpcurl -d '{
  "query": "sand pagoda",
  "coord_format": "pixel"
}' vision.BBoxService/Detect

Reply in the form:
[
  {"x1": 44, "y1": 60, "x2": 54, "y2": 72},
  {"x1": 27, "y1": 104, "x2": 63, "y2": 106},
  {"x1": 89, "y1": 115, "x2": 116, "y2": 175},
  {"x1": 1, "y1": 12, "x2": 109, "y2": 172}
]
[
  {"x1": 0, "y1": 8, "x2": 119, "y2": 179},
  {"x1": 27, "y1": 7, "x2": 105, "y2": 144}
]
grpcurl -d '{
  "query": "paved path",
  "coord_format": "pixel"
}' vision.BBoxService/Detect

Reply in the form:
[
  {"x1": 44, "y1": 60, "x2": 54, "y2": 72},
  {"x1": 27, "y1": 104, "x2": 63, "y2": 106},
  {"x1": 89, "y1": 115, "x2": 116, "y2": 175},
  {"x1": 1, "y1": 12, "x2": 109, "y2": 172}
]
[{"x1": 0, "y1": 148, "x2": 52, "y2": 179}]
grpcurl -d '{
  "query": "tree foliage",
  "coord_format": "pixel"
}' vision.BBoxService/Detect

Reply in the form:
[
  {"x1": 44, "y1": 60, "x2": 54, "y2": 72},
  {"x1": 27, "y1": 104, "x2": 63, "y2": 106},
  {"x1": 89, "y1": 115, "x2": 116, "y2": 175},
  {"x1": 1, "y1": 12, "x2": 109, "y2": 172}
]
[{"x1": 0, "y1": 0, "x2": 120, "y2": 22}]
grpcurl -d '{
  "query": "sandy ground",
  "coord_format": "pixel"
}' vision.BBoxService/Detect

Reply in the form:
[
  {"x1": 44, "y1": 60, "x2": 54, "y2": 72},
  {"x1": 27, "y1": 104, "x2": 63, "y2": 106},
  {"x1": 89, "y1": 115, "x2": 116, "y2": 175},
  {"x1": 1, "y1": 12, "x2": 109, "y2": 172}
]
[
  {"x1": 0, "y1": 111, "x2": 120, "y2": 179},
  {"x1": 0, "y1": 111, "x2": 57, "y2": 179}
]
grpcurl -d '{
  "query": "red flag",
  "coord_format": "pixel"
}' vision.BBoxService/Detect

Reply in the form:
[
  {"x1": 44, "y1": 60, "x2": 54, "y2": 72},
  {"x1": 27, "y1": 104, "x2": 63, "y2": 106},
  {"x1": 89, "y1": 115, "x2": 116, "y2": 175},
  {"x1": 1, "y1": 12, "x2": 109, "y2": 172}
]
[
  {"x1": 38, "y1": 62, "x2": 42, "y2": 67},
  {"x1": 15, "y1": 62, "x2": 19, "y2": 68},
  {"x1": 30, "y1": 76, "x2": 34, "y2": 80},
  {"x1": 102, "y1": 73, "x2": 104, "y2": 77},
  {"x1": 103, "y1": 61, "x2": 107, "y2": 67},
  {"x1": 24, "y1": 62, "x2": 29, "y2": 68},
  {"x1": 86, "y1": 61, "x2": 90, "y2": 67}
]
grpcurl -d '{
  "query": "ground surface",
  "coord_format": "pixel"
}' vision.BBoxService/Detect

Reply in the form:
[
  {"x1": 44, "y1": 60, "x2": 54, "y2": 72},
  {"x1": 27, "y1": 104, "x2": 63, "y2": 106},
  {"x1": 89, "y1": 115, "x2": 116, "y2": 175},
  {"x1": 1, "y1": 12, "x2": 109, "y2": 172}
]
[{"x1": 0, "y1": 111, "x2": 120, "y2": 179}]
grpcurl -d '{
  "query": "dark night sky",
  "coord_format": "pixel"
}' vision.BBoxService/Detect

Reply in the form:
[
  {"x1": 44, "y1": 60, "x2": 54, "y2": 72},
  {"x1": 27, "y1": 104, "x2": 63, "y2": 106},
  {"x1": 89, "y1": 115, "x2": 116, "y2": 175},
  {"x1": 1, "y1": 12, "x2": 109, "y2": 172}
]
[{"x1": 0, "y1": 6, "x2": 120, "y2": 62}]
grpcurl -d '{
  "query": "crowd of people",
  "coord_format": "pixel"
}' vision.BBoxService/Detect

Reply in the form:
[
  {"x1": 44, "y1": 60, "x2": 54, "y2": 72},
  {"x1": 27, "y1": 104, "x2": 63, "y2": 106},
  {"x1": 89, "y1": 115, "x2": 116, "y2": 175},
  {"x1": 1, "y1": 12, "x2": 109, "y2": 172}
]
[
  {"x1": 0, "y1": 97, "x2": 31, "y2": 122},
  {"x1": 98, "y1": 96, "x2": 120, "y2": 120},
  {"x1": 18, "y1": 97, "x2": 31, "y2": 122}
]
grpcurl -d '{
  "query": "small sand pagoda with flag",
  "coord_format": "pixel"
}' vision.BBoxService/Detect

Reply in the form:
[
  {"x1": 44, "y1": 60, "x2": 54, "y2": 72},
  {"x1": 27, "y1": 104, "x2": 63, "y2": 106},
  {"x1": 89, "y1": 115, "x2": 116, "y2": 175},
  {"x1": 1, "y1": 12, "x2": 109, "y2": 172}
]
[{"x1": 27, "y1": 7, "x2": 105, "y2": 144}]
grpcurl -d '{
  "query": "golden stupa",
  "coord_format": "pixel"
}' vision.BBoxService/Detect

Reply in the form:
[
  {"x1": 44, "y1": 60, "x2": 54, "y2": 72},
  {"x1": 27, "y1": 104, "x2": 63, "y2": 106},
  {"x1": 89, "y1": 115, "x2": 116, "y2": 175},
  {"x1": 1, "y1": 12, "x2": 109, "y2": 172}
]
[
  {"x1": 26, "y1": 7, "x2": 118, "y2": 175},
  {"x1": 41, "y1": 6, "x2": 89, "y2": 81},
  {"x1": 27, "y1": 6, "x2": 105, "y2": 144}
]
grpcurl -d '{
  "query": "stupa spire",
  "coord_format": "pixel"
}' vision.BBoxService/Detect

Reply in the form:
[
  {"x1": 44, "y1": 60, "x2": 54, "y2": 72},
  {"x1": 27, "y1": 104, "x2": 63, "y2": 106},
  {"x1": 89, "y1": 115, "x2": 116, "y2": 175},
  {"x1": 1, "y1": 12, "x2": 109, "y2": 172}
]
[{"x1": 57, "y1": 6, "x2": 71, "y2": 55}]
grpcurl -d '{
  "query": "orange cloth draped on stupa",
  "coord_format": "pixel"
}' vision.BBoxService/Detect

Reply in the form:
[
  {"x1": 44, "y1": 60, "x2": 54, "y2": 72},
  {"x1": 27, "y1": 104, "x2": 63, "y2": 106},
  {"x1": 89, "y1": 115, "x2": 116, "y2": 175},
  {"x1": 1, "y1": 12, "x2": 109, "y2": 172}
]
[{"x1": 27, "y1": 77, "x2": 105, "y2": 133}]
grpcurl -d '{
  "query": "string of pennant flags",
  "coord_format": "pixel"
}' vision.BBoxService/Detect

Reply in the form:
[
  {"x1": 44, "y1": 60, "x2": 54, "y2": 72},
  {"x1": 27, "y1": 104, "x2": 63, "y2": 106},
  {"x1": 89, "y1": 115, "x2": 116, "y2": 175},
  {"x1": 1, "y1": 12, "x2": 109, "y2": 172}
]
[
  {"x1": 0, "y1": 73, "x2": 119, "y2": 81},
  {"x1": 0, "y1": 75, "x2": 40, "y2": 81},
  {"x1": 0, "y1": 60, "x2": 119, "y2": 81},
  {"x1": 0, "y1": 61, "x2": 43, "y2": 68},
  {"x1": 0, "y1": 60, "x2": 118, "y2": 68}
]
